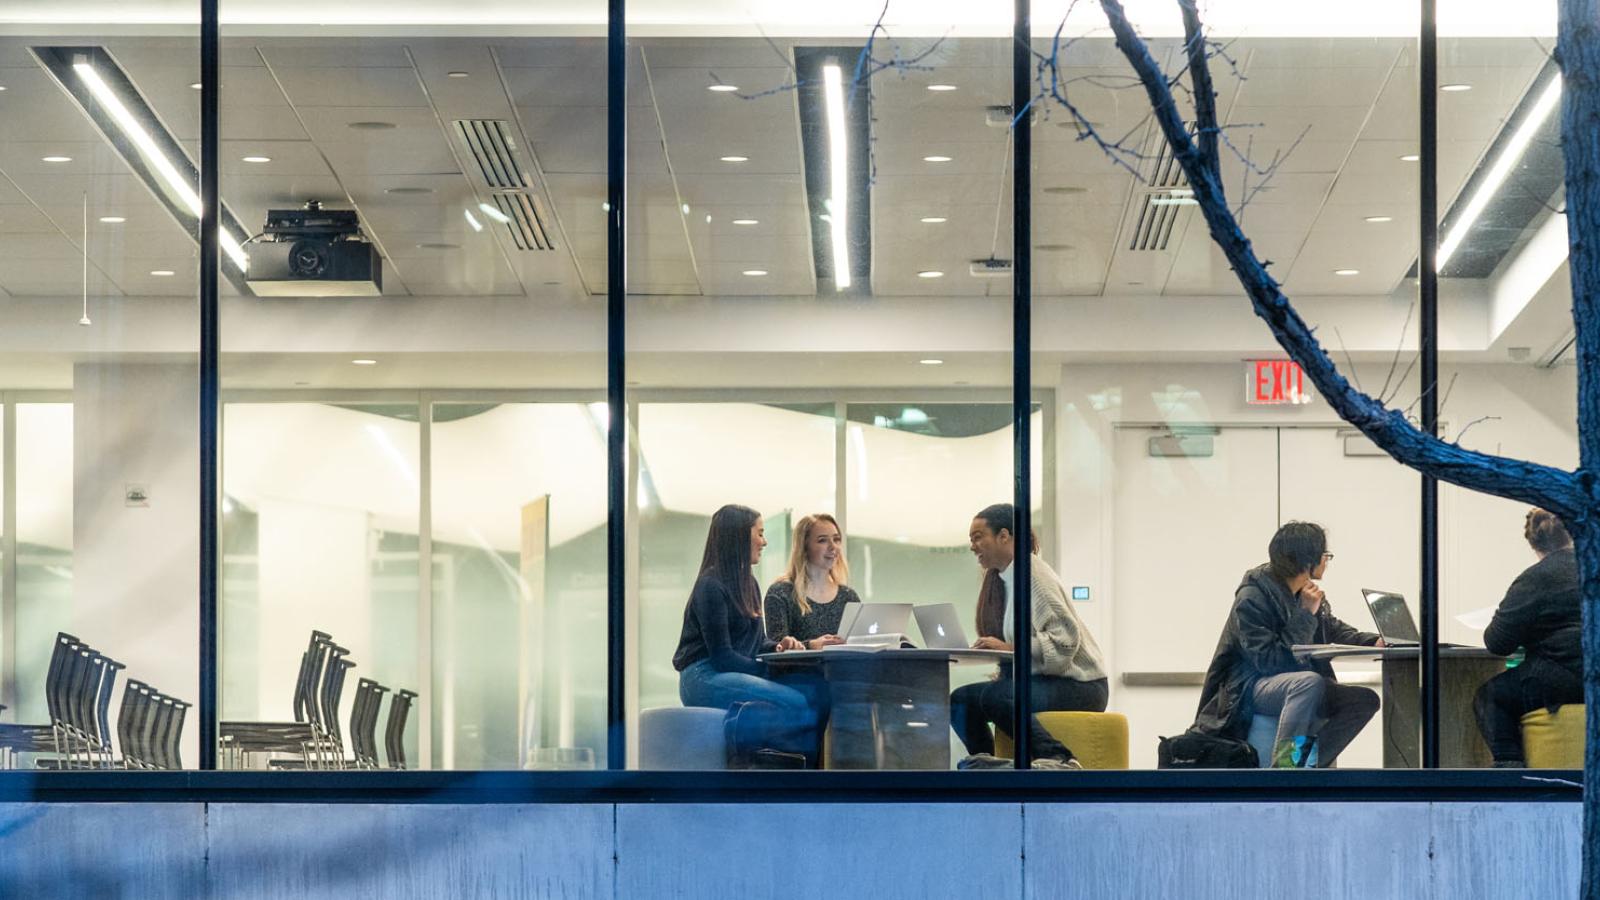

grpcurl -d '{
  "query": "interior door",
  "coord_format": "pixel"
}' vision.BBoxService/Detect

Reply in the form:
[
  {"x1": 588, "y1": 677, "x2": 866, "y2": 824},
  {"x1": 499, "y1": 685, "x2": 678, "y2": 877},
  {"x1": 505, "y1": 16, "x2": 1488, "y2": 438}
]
[{"x1": 1111, "y1": 426, "x2": 1278, "y2": 767}]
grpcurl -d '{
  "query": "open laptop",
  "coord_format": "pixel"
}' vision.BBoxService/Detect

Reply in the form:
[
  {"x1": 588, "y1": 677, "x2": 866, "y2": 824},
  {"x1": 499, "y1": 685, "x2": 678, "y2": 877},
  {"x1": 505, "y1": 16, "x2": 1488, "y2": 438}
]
[
  {"x1": 838, "y1": 602, "x2": 913, "y2": 641},
  {"x1": 913, "y1": 603, "x2": 969, "y2": 650},
  {"x1": 1361, "y1": 589, "x2": 1422, "y2": 645}
]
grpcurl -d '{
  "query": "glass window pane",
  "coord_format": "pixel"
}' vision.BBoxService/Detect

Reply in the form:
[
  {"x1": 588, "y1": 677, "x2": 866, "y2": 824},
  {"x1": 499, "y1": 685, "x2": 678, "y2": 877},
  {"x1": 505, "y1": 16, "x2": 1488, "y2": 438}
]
[{"x1": 0, "y1": 9, "x2": 202, "y2": 768}]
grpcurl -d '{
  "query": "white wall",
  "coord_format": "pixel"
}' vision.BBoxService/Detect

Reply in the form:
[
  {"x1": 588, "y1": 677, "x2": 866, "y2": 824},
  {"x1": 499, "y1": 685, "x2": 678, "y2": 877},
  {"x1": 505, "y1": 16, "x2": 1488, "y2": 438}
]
[
  {"x1": 1051, "y1": 360, "x2": 1578, "y2": 766},
  {"x1": 71, "y1": 362, "x2": 200, "y2": 765}
]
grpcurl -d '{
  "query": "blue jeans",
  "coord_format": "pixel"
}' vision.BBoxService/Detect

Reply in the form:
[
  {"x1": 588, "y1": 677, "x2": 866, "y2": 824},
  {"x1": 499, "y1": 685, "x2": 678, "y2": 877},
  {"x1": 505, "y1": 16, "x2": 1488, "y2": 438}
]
[{"x1": 678, "y1": 659, "x2": 813, "y2": 717}]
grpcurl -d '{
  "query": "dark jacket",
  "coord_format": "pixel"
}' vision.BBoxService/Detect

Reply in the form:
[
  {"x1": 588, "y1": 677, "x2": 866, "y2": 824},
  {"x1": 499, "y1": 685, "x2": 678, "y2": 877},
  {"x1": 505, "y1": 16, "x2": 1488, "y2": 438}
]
[
  {"x1": 1192, "y1": 564, "x2": 1380, "y2": 738},
  {"x1": 672, "y1": 574, "x2": 776, "y2": 676},
  {"x1": 1483, "y1": 547, "x2": 1580, "y2": 674}
]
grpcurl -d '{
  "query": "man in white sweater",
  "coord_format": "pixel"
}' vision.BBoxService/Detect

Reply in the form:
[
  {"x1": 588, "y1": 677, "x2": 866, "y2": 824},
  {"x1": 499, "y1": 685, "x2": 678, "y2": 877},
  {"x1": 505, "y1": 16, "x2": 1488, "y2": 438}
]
[{"x1": 952, "y1": 503, "x2": 1109, "y2": 767}]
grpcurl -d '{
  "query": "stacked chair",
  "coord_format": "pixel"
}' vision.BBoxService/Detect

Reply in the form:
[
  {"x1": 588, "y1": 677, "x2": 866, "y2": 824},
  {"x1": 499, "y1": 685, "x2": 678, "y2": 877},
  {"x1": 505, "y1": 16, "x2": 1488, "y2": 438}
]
[
  {"x1": 220, "y1": 630, "x2": 419, "y2": 770},
  {"x1": 0, "y1": 632, "x2": 189, "y2": 770},
  {"x1": 115, "y1": 680, "x2": 190, "y2": 769}
]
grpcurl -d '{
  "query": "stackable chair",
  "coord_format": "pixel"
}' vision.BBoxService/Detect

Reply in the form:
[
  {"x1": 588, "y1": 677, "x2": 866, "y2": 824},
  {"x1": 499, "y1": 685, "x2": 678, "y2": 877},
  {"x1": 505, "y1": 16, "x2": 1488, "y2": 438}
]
[
  {"x1": 40, "y1": 636, "x2": 125, "y2": 769},
  {"x1": 350, "y1": 678, "x2": 389, "y2": 769},
  {"x1": 218, "y1": 630, "x2": 336, "y2": 768},
  {"x1": 384, "y1": 689, "x2": 417, "y2": 769}
]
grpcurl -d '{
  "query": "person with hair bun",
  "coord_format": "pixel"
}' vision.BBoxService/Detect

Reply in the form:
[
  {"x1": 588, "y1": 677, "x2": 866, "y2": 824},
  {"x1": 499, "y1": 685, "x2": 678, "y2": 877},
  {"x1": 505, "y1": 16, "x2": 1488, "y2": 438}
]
[{"x1": 1473, "y1": 508, "x2": 1583, "y2": 767}]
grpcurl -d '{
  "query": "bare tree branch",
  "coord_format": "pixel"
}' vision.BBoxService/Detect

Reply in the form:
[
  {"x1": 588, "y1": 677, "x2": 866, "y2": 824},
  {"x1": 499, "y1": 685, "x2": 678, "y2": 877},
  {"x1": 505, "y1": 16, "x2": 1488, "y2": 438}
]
[{"x1": 1097, "y1": 0, "x2": 1585, "y2": 518}]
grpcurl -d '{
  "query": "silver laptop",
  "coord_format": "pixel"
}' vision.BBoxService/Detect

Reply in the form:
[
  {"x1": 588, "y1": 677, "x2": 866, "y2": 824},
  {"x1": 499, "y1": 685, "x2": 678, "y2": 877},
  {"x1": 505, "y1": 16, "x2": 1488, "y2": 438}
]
[
  {"x1": 913, "y1": 603, "x2": 969, "y2": 650},
  {"x1": 1361, "y1": 589, "x2": 1421, "y2": 645},
  {"x1": 841, "y1": 602, "x2": 913, "y2": 640}
]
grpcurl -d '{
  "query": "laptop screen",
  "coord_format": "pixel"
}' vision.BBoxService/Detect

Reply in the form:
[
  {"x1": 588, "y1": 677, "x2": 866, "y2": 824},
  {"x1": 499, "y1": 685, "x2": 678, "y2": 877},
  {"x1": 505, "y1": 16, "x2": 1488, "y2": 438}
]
[{"x1": 1363, "y1": 590, "x2": 1420, "y2": 643}]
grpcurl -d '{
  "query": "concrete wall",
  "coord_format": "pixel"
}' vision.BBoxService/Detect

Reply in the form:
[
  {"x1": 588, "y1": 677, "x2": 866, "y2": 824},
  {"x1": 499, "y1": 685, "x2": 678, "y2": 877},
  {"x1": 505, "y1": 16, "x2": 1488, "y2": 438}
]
[{"x1": 0, "y1": 801, "x2": 1577, "y2": 899}]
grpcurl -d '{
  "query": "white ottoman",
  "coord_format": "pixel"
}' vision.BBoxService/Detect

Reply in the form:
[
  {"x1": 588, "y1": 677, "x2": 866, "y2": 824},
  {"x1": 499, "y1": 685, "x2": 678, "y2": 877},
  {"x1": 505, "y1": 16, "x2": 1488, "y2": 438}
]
[{"x1": 639, "y1": 706, "x2": 727, "y2": 770}]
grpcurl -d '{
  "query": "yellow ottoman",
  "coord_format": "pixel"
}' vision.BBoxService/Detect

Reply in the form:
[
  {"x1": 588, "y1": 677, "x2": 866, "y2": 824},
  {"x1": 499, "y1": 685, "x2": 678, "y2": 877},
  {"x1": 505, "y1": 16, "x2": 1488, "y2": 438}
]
[
  {"x1": 1521, "y1": 705, "x2": 1584, "y2": 769},
  {"x1": 993, "y1": 711, "x2": 1129, "y2": 769}
]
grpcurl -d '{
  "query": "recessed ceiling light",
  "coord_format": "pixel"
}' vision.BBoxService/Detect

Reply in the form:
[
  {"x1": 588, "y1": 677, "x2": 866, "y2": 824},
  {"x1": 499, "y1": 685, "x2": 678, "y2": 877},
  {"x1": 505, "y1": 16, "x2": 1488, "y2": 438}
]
[
  {"x1": 1399, "y1": 154, "x2": 1420, "y2": 162},
  {"x1": 41, "y1": 156, "x2": 71, "y2": 163},
  {"x1": 385, "y1": 186, "x2": 434, "y2": 195},
  {"x1": 446, "y1": 71, "x2": 470, "y2": 78},
  {"x1": 1441, "y1": 83, "x2": 1473, "y2": 92},
  {"x1": 348, "y1": 121, "x2": 398, "y2": 131},
  {"x1": 732, "y1": 218, "x2": 759, "y2": 226},
  {"x1": 920, "y1": 216, "x2": 948, "y2": 223},
  {"x1": 917, "y1": 270, "x2": 944, "y2": 278},
  {"x1": 1364, "y1": 215, "x2": 1394, "y2": 223},
  {"x1": 707, "y1": 84, "x2": 739, "y2": 92},
  {"x1": 919, "y1": 358, "x2": 945, "y2": 365},
  {"x1": 680, "y1": 203, "x2": 691, "y2": 214},
  {"x1": 98, "y1": 216, "x2": 126, "y2": 224},
  {"x1": 351, "y1": 359, "x2": 378, "y2": 366},
  {"x1": 241, "y1": 155, "x2": 271, "y2": 163},
  {"x1": 189, "y1": 82, "x2": 202, "y2": 90},
  {"x1": 742, "y1": 269, "x2": 768, "y2": 276},
  {"x1": 149, "y1": 269, "x2": 175, "y2": 277},
  {"x1": 1333, "y1": 268, "x2": 1360, "y2": 276},
  {"x1": 720, "y1": 155, "x2": 749, "y2": 163},
  {"x1": 923, "y1": 155, "x2": 952, "y2": 163},
  {"x1": 0, "y1": 86, "x2": 8, "y2": 92},
  {"x1": 926, "y1": 84, "x2": 958, "y2": 92}
]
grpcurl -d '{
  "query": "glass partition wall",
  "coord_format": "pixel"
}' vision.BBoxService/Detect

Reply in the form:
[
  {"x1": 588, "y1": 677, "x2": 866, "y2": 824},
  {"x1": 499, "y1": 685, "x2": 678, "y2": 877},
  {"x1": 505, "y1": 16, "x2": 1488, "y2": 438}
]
[{"x1": 0, "y1": 0, "x2": 1577, "y2": 778}]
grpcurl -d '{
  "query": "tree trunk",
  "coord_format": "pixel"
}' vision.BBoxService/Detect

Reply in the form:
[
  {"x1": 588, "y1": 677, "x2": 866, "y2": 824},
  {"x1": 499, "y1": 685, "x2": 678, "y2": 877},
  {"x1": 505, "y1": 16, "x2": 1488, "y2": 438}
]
[{"x1": 1557, "y1": 1, "x2": 1600, "y2": 895}]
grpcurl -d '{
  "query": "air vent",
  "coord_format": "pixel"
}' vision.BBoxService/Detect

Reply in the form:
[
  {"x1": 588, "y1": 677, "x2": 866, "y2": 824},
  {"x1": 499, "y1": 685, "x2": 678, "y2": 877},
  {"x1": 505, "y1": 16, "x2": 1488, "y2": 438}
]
[
  {"x1": 1127, "y1": 123, "x2": 1193, "y2": 251},
  {"x1": 489, "y1": 191, "x2": 555, "y2": 251},
  {"x1": 454, "y1": 119, "x2": 554, "y2": 251}
]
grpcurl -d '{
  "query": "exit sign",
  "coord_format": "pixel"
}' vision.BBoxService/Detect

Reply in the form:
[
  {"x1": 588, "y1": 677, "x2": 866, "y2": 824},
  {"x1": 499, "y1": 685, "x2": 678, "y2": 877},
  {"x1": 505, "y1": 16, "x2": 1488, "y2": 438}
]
[{"x1": 1246, "y1": 359, "x2": 1312, "y2": 405}]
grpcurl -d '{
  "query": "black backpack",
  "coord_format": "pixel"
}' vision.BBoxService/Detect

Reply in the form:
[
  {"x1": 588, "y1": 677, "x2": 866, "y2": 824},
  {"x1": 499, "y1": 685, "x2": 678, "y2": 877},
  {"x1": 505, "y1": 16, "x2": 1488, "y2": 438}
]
[{"x1": 1157, "y1": 729, "x2": 1258, "y2": 769}]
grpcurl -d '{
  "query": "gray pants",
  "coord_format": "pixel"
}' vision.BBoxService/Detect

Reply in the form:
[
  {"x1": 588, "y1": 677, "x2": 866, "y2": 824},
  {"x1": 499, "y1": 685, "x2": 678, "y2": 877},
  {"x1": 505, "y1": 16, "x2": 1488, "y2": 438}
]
[{"x1": 1249, "y1": 671, "x2": 1379, "y2": 767}]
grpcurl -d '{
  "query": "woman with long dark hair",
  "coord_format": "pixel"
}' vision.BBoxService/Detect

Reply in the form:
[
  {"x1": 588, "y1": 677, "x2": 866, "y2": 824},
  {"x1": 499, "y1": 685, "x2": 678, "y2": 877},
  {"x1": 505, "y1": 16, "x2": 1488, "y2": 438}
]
[{"x1": 672, "y1": 504, "x2": 813, "y2": 719}]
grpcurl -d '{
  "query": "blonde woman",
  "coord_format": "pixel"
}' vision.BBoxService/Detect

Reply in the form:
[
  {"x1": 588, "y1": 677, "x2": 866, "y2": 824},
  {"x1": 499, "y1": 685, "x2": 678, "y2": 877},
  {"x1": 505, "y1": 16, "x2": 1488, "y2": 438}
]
[{"x1": 763, "y1": 514, "x2": 861, "y2": 650}]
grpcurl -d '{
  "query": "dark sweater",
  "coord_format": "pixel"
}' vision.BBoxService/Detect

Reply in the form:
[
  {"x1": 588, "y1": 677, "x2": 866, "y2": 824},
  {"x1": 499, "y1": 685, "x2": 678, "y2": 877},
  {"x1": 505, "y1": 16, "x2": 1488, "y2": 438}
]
[
  {"x1": 1484, "y1": 547, "x2": 1581, "y2": 673},
  {"x1": 672, "y1": 574, "x2": 776, "y2": 676},
  {"x1": 763, "y1": 581, "x2": 861, "y2": 643}
]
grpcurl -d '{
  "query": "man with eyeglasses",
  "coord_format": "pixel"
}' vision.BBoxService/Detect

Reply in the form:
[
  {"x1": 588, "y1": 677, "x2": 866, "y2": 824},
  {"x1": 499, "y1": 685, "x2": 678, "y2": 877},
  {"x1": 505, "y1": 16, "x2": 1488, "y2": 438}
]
[{"x1": 1191, "y1": 521, "x2": 1384, "y2": 767}]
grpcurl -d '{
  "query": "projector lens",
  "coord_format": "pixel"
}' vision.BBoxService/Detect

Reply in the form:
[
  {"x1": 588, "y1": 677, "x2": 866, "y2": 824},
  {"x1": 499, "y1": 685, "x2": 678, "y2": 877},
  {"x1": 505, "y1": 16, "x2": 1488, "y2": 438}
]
[{"x1": 288, "y1": 239, "x2": 330, "y2": 277}]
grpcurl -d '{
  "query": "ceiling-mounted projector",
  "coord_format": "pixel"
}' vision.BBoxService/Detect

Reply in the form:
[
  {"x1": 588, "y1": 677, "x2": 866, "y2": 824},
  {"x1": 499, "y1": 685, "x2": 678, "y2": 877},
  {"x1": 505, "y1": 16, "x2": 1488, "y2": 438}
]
[{"x1": 246, "y1": 201, "x2": 383, "y2": 297}]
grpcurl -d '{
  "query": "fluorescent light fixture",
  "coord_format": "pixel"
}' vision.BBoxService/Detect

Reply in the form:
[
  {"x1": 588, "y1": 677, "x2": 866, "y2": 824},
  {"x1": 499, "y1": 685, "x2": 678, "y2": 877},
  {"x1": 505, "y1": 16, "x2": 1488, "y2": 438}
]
[
  {"x1": 742, "y1": 269, "x2": 769, "y2": 276},
  {"x1": 98, "y1": 216, "x2": 126, "y2": 224},
  {"x1": 1334, "y1": 268, "x2": 1360, "y2": 276},
  {"x1": 822, "y1": 63, "x2": 851, "y2": 291},
  {"x1": 732, "y1": 218, "x2": 759, "y2": 226},
  {"x1": 707, "y1": 83, "x2": 739, "y2": 92},
  {"x1": 1441, "y1": 83, "x2": 1473, "y2": 92},
  {"x1": 919, "y1": 358, "x2": 944, "y2": 365},
  {"x1": 463, "y1": 208, "x2": 483, "y2": 232},
  {"x1": 923, "y1": 155, "x2": 952, "y2": 163},
  {"x1": 1437, "y1": 76, "x2": 1562, "y2": 270},
  {"x1": 42, "y1": 155, "x2": 72, "y2": 163},
  {"x1": 241, "y1": 155, "x2": 271, "y2": 163},
  {"x1": 917, "y1": 270, "x2": 944, "y2": 278},
  {"x1": 926, "y1": 84, "x2": 958, "y2": 92},
  {"x1": 920, "y1": 216, "x2": 947, "y2": 224},
  {"x1": 477, "y1": 202, "x2": 512, "y2": 224},
  {"x1": 1365, "y1": 215, "x2": 1394, "y2": 223},
  {"x1": 150, "y1": 269, "x2": 175, "y2": 276},
  {"x1": 73, "y1": 61, "x2": 249, "y2": 272},
  {"x1": 351, "y1": 358, "x2": 378, "y2": 366},
  {"x1": 720, "y1": 155, "x2": 749, "y2": 162}
]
